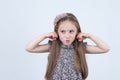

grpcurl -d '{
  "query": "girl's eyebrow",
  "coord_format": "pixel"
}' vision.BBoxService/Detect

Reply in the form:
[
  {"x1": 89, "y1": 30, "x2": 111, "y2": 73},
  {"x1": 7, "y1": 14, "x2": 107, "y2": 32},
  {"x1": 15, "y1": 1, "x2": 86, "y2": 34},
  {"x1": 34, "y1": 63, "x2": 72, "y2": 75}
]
[
  {"x1": 60, "y1": 28, "x2": 75, "y2": 30},
  {"x1": 60, "y1": 29, "x2": 66, "y2": 31},
  {"x1": 59, "y1": 29, "x2": 75, "y2": 32},
  {"x1": 69, "y1": 29, "x2": 75, "y2": 31},
  {"x1": 68, "y1": 29, "x2": 75, "y2": 31}
]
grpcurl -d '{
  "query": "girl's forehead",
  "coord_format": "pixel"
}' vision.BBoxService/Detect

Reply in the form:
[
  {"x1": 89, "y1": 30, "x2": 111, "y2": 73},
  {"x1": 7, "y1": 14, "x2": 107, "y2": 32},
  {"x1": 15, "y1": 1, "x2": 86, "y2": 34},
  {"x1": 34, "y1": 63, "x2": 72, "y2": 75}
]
[{"x1": 58, "y1": 21, "x2": 77, "y2": 30}]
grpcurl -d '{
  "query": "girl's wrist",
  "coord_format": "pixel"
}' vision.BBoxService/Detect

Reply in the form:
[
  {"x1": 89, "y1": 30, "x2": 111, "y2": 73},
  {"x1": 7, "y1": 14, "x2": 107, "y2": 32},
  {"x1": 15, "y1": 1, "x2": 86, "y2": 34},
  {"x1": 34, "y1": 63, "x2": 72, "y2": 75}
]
[
  {"x1": 87, "y1": 33, "x2": 92, "y2": 38},
  {"x1": 87, "y1": 33, "x2": 96, "y2": 39},
  {"x1": 41, "y1": 34, "x2": 48, "y2": 39}
]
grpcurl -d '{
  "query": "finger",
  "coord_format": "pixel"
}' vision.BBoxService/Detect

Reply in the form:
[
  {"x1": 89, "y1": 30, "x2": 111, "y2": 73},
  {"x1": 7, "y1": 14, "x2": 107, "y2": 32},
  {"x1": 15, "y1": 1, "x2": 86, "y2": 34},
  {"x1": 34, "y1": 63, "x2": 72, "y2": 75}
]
[
  {"x1": 54, "y1": 32, "x2": 58, "y2": 39},
  {"x1": 79, "y1": 38, "x2": 84, "y2": 41},
  {"x1": 54, "y1": 32, "x2": 58, "y2": 37},
  {"x1": 77, "y1": 35, "x2": 83, "y2": 40},
  {"x1": 77, "y1": 36, "x2": 84, "y2": 41},
  {"x1": 50, "y1": 34, "x2": 57, "y2": 40}
]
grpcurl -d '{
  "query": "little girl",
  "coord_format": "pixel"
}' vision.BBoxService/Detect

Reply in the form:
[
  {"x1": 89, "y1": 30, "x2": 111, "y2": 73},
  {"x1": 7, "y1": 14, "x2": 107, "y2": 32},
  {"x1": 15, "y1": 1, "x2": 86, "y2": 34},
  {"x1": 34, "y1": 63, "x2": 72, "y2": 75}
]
[{"x1": 25, "y1": 13, "x2": 110, "y2": 80}]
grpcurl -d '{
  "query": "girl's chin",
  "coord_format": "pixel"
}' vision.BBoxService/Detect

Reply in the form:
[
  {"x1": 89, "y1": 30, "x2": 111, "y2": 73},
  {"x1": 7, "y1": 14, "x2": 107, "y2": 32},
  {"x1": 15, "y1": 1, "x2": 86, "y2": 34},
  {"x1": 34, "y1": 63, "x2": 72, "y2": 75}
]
[{"x1": 62, "y1": 42, "x2": 72, "y2": 46}]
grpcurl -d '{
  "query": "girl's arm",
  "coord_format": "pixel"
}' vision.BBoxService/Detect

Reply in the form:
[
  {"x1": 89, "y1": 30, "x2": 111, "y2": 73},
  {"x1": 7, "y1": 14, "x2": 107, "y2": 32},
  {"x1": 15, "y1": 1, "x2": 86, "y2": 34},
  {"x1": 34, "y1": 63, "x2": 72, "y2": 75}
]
[
  {"x1": 25, "y1": 32, "x2": 57, "y2": 53},
  {"x1": 77, "y1": 33, "x2": 110, "y2": 54}
]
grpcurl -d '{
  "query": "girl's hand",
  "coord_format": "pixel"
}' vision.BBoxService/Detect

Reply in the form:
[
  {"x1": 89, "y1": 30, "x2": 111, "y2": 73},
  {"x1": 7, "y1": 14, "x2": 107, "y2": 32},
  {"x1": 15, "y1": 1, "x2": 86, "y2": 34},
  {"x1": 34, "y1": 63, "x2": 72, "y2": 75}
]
[
  {"x1": 45, "y1": 32, "x2": 58, "y2": 40},
  {"x1": 77, "y1": 33, "x2": 90, "y2": 41}
]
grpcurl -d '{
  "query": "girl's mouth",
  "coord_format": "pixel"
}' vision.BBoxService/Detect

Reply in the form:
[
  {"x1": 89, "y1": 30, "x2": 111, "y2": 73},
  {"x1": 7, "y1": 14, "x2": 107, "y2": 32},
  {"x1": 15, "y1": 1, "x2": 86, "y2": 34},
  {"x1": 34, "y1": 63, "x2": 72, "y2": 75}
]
[{"x1": 66, "y1": 40, "x2": 70, "y2": 43}]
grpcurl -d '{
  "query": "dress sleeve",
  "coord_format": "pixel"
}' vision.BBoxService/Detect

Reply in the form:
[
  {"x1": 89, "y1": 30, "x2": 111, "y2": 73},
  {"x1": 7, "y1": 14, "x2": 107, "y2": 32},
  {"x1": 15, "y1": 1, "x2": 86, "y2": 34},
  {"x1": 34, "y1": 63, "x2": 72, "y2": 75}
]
[
  {"x1": 48, "y1": 40, "x2": 53, "y2": 60},
  {"x1": 48, "y1": 40, "x2": 52, "y2": 51},
  {"x1": 83, "y1": 42, "x2": 87, "y2": 52}
]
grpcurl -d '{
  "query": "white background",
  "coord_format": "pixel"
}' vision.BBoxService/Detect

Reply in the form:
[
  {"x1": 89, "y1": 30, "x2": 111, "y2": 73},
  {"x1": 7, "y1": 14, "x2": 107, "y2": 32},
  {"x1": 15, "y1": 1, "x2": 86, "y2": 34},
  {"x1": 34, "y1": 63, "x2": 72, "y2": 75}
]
[{"x1": 0, "y1": 0, "x2": 120, "y2": 80}]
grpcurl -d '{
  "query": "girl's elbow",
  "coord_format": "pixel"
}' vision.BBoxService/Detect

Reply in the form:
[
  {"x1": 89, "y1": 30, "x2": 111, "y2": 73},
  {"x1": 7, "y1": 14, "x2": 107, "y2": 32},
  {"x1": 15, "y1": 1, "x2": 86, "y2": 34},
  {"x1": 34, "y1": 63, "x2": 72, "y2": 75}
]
[
  {"x1": 25, "y1": 47, "x2": 33, "y2": 53},
  {"x1": 25, "y1": 48, "x2": 30, "y2": 52},
  {"x1": 103, "y1": 47, "x2": 110, "y2": 53}
]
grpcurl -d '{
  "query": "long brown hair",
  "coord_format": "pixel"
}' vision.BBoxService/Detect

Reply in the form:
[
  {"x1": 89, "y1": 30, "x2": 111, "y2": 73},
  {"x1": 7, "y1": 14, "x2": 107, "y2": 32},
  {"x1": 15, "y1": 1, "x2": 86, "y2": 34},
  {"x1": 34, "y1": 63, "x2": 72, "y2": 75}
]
[{"x1": 45, "y1": 13, "x2": 88, "y2": 80}]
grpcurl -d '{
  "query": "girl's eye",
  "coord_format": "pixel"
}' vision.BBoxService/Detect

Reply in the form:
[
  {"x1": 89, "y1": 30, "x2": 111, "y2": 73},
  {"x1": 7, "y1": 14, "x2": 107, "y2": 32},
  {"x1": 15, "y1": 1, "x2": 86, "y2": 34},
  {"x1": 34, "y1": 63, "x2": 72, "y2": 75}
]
[
  {"x1": 69, "y1": 30, "x2": 74, "y2": 33},
  {"x1": 61, "y1": 30, "x2": 65, "y2": 33}
]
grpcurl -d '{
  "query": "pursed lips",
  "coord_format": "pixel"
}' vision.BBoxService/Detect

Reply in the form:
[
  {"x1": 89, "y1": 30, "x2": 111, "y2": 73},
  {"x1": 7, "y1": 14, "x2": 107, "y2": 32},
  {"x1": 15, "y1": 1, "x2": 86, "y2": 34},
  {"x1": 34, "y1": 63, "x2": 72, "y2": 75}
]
[{"x1": 66, "y1": 40, "x2": 70, "y2": 43}]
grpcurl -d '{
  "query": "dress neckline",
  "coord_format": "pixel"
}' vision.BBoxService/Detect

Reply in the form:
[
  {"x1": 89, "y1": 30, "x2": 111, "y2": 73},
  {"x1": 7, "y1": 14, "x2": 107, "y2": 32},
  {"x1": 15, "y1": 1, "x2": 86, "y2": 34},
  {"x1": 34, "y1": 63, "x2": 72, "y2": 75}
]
[{"x1": 61, "y1": 45, "x2": 74, "y2": 49}]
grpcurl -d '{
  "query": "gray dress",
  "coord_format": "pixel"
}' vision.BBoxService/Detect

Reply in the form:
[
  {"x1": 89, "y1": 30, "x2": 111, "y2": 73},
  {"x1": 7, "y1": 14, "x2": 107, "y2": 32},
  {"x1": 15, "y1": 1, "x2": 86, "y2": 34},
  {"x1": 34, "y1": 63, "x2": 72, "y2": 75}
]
[{"x1": 50, "y1": 44, "x2": 83, "y2": 80}]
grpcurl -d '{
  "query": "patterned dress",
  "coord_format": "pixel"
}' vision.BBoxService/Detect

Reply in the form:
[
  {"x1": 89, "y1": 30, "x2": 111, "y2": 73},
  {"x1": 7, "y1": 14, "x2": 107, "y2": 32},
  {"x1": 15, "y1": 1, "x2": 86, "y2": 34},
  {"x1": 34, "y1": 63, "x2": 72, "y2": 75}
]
[{"x1": 51, "y1": 45, "x2": 83, "y2": 80}]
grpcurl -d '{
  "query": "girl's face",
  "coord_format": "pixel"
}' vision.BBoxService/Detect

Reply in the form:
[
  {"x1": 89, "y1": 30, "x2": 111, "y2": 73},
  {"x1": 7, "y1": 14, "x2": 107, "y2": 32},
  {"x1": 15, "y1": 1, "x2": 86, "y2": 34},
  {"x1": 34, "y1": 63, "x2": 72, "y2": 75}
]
[{"x1": 58, "y1": 20, "x2": 78, "y2": 45}]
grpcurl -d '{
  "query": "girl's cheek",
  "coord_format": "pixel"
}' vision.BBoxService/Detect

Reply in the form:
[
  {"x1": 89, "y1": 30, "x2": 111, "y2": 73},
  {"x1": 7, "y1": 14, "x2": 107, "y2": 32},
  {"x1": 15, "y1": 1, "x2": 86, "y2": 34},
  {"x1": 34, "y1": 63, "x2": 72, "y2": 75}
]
[
  {"x1": 59, "y1": 36, "x2": 64, "y2": 41},
  {"x1": 71, "y1": 34, "x2": 76, "y2": 38}
]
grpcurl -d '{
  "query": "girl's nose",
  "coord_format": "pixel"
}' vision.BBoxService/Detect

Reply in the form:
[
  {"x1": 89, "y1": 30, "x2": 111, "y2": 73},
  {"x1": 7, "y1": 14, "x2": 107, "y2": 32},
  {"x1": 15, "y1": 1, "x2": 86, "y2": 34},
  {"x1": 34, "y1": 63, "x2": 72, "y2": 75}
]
[{"x1": 65, "y1": 33, "x2": 70, "y2": 38}]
